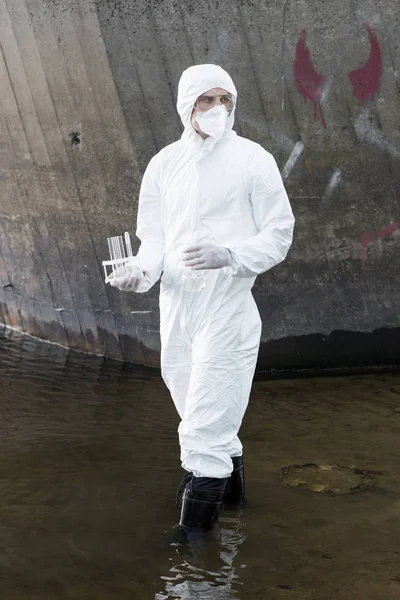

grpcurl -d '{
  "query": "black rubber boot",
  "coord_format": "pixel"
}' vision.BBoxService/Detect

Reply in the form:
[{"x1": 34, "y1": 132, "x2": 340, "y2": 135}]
[
  {"x1": 223, "y1": 456, "x2": 245, "y2": 508},
  {"x1": 176, "y1": 474, "x2": 229, "y2": 533}
]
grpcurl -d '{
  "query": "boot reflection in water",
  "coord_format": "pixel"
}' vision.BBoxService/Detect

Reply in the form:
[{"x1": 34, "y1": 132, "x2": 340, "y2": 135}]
[{"x1": 155, "y1": 516, "x2": 246, "y2": 599}]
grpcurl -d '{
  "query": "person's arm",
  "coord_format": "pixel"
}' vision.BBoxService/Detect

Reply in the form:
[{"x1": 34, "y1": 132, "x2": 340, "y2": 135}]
[
  {"x1": 124, "y1": 155, "x2": 165, "y2": 293},
  {"x1": 227, "y1": 145, "x2": 295, "y2": 277}
]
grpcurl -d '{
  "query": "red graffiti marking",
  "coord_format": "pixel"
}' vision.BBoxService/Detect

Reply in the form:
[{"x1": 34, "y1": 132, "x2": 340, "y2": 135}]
[
  {"x1": 349, "y1": 25, "x2": 382, "y2": 105},
  {"x1": 294, "y1": 29, "x2": 327, "y2": 128},
  {"x1": 360, "y1": 222, "x2": 399, "y2": 271}
]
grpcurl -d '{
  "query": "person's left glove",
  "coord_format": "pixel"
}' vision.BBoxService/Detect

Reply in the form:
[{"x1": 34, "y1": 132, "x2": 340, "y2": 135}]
[
  {"x1": 182, "y1": 243, "x2": 232, "y2": 270},
  {"x1": 105, "y1": 262, "x2": 145, "y2": 292}
]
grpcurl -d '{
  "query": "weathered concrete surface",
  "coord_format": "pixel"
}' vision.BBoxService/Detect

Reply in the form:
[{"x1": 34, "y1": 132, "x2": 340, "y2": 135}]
[{"x1": 0, "y1": 0, "x2": 399, "y2": 371}]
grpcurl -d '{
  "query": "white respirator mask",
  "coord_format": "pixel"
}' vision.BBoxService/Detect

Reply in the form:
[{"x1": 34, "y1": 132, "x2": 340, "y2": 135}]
[{"x1": 194, "y1": 104, "x2": 229, "y2": 140}]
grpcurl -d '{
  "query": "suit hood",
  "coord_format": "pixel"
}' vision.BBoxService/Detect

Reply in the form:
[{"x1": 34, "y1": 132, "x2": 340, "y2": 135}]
[{"x1": 177, "y1": 64, "x2": 237, "y2": 140}]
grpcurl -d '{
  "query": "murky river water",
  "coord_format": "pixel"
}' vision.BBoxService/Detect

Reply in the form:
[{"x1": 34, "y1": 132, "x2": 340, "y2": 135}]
[{"x1": 1, "y1": 328, "x2": 400, "y2": 599}]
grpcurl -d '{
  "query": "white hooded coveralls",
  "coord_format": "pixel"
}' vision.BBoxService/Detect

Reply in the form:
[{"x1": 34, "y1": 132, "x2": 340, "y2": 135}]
[{"x1": 132, "y1": 65, "x2": 294, "y2": 479}]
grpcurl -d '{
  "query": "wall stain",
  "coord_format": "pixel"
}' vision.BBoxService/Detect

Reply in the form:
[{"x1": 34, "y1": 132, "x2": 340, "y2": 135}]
[
  {"x1": 360, "y1": 222, "x2": 399, "y2": 271},
  {"x1": 294, "y1": 29, "x2": 327, "y2": 128},
  {"x1": 349, "y1": 25, "x2": 382, "y2": 106}
]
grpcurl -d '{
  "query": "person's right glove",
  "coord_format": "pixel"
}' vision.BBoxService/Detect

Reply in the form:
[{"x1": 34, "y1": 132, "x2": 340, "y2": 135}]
[{"x1": 105, "y1": 262, "x2": 145, "y2": 292}]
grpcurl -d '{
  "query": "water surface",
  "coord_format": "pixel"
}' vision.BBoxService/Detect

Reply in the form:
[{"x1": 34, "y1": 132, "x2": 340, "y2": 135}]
[{"x1": 1, "y1": 329, "x2": 400, "y2": 599}]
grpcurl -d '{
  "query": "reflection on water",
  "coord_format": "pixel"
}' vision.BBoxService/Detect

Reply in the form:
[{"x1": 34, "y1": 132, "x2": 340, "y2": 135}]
[
  {"x1": 1, "y1": 327, "x2": 400, "y2": 600},
  {"x1": 156, "y1": 516, "x2": 245, "y2": 599}
]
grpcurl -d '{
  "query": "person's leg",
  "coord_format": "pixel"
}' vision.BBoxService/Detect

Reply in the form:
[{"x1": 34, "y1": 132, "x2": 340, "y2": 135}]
[
  {"x1": 178, "y1": 475, "x2": 229, "y2": 533},
  {"x1": 228, "y1": 435, "x2": 243, "y2": 459},
  {"x1": 178, "y1": 293, "x2": 261, "y2": 479},
  {"x1": 177, "y1": 292, "x2": 260, "y2": 530},
  {"x1": 161, "y1": 335, "x2": 191, "y2": 420},
  {"x1": 160, "y1": 287, "x2": 191, "y2": 420},
  {"x1": 223, "y1": 455, "x2": 246, "y2": 508}
]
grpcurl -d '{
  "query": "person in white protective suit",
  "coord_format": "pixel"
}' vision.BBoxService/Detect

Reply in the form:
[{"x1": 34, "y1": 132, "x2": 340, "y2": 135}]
[{"x1": 106, "y1": 64, "x2": 295, "y2": 533}]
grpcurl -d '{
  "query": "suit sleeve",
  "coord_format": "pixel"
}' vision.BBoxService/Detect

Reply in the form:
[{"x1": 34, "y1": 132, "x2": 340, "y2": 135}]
[
  {"x1": 227, "y1": 145, "x2": 295, "y2": 278},
  {"x1": 129, "y1": 154, "x2": 165, "y2": 293}
]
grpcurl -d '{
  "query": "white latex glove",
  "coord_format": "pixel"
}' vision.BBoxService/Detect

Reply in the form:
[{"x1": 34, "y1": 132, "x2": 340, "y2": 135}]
[
  {"x1": 182, "y1": 243, "x2": 232, "y2": 270},
  {"x1": 105, "y1": 262, "x2": 144, "y2": 292}
]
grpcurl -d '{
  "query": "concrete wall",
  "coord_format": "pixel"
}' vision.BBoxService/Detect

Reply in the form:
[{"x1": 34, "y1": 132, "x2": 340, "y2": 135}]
[{"x1": 0, "y1": 0, "x2": 399, "y2": 371}]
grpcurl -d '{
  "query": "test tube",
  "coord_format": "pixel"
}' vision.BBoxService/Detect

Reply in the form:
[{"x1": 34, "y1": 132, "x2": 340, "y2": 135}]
[{"x1": 103, "y1": 232, "x2": 132, "y2": 280}]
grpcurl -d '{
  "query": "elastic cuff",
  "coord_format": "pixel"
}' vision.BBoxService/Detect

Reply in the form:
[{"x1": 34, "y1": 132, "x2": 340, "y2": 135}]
[{"x1": 225, "y1": 247, "x2": 241, "y2": 276}]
